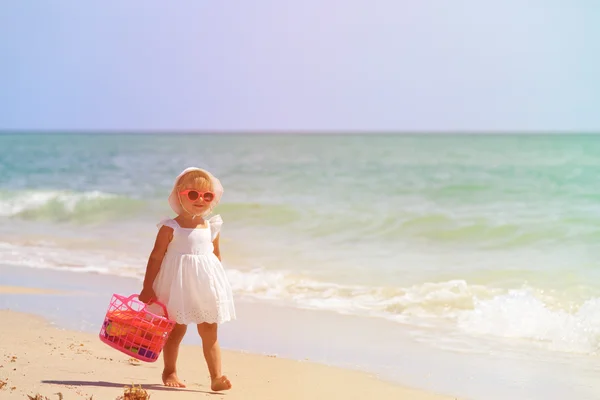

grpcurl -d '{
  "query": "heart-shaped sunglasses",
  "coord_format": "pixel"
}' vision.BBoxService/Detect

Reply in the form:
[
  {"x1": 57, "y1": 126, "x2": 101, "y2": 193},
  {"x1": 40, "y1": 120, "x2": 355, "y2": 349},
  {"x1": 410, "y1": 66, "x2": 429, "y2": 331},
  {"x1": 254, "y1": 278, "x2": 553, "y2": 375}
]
[{"x1": 179, "y1": 190, "x2": 215, "y2": 202}]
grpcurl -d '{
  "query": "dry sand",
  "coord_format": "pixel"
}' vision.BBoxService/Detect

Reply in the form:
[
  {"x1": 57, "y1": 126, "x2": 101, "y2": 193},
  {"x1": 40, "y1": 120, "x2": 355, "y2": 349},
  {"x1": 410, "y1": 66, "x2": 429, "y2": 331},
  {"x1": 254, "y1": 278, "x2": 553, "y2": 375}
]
[{"x1": 0, "y1": 309, "x2": 456, "y2": 400}]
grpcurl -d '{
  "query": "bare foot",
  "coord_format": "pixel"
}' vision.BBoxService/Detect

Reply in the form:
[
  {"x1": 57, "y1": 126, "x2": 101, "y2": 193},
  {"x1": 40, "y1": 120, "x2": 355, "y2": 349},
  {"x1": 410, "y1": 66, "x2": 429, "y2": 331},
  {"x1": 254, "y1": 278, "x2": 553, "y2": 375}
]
[
  {"x1": 162, "y1": 370, "x2": 186, "y2": 388},
  {"x1": 211, "y1": 375, "x2": 232, "y2": 391}
]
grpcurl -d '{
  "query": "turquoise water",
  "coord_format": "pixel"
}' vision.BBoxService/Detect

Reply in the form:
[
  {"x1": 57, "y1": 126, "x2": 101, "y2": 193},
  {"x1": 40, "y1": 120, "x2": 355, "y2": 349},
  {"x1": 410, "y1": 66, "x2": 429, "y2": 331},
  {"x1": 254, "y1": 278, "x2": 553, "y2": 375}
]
[{"x1": 2, "y1": 133, "x2": 600, "y2": 358}]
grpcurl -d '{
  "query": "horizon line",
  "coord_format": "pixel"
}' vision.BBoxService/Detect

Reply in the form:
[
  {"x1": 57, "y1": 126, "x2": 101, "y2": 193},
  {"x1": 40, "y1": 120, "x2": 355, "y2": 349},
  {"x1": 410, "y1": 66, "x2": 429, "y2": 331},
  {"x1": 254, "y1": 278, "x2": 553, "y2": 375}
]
[{"x1": 1, "y1": 129, "x2": 600, "y2": 136}]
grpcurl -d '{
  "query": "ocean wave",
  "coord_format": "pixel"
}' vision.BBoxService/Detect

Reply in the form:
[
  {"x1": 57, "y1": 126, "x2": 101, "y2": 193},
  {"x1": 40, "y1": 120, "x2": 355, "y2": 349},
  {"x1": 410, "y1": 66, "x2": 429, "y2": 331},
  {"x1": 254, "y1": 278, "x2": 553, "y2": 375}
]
[
  {"x1": 2, "y1": 238, "x2": 599, "y2": 356},
  {"x1": 1, "y1": 187, "x2": 593, "y2": 249},
  {"x1": 217, "y1": 202, "x2": 302, "y2": 225},
  {"x1": 0, "y1": 242, "x2": 146, "y2": 278},
  {"x1": 226, "y1": 269, "x2": 600, "y2": 355},
  {"x1": 457, "y1": 289, "x2": 600, "y2": 354},
  {"x1": 299, "y1": 211, "x2": 591, "y2": 249},
  {"x1": 0, "y1": 189, "x2": 145, "y2": 223}
]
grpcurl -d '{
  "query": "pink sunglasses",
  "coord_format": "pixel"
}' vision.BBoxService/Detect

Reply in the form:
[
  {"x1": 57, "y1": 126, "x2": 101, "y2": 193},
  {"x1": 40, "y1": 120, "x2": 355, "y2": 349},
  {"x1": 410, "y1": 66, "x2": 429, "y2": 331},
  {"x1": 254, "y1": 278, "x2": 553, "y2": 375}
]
[{"x1": 179, "y1": 190, "x2": 215, "y2": 202}]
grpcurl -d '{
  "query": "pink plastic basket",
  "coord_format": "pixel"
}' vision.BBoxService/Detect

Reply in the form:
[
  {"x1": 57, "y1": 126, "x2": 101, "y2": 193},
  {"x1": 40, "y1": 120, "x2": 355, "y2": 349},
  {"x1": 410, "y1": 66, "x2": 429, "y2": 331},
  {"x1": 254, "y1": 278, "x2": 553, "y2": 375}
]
[{"x1": 99, "y1": 294, "x2": 175, "y2": 362}]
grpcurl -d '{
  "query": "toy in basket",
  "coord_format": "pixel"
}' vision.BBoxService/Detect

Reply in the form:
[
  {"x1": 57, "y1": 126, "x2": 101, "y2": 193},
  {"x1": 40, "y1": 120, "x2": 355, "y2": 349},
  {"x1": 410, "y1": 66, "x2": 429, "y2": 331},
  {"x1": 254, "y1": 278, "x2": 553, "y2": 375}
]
[{"x1": 99, "y1": 294, "x2": 175, "y2": 362}]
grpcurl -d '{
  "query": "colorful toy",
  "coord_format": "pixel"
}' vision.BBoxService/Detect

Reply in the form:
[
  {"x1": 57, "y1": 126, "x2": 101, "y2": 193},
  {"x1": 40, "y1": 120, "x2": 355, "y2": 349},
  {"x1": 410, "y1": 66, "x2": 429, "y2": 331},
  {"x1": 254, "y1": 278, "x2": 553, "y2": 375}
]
[{"x1": 99, "y1": 293, "x2": 175, "y2": 362}]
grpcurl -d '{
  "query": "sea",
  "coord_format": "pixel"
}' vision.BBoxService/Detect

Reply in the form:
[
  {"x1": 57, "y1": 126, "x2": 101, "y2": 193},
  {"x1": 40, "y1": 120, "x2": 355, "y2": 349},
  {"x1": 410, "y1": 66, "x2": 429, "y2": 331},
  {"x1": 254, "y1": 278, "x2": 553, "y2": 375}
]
[{"x1": 1, "y1": 133, "x2": 600, "y2": 399}]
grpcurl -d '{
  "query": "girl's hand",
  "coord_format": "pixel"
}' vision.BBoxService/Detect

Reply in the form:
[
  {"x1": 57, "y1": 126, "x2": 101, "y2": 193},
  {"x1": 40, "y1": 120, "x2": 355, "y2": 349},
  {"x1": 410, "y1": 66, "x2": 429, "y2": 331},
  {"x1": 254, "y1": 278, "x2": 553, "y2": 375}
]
[{"x1": 138, "y1": 287, "x2": 157, "y2": 304}]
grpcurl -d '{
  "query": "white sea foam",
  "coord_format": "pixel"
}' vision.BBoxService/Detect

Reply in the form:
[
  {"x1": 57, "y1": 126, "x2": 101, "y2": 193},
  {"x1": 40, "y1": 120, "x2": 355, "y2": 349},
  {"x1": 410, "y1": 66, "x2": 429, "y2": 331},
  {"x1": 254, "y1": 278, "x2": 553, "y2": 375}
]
[
  {"x1": 2, "y1": 239, "x2": 599, "y2": 356},
  {"x1": 457, "y1": 289, "x2": 600, "y2": 354},
  {"x1": 0, "y1": 189, "x2": 144, "y2": 223},
  {"x1": 0, "y1": 190, "x2": 114, "y2": 216},
  {"x1": 0, "y1": 242, "x2": 144, "y2": 279}
]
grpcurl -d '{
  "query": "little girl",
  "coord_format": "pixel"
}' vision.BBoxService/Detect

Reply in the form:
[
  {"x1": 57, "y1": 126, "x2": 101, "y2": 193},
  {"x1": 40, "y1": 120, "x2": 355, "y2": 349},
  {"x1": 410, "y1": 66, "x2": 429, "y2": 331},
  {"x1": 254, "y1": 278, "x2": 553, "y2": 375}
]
[{"x1": 139, "y1": 167, "x2": 236, "y2": 391}]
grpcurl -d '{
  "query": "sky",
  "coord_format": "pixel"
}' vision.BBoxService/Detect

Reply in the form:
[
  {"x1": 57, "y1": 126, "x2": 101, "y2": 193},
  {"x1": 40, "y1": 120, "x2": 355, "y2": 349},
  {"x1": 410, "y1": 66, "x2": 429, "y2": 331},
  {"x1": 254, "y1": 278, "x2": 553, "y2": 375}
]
[{"x1": 0, "y1": 1, "x2": 598, "y2": 132}]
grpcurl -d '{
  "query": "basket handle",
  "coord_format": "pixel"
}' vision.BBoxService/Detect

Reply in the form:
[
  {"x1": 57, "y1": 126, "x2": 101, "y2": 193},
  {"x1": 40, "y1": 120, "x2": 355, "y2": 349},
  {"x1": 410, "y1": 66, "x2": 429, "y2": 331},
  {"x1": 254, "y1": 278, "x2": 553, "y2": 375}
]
[{"x1": 123, "y1": 294, "x2": 170, "y2": 320}]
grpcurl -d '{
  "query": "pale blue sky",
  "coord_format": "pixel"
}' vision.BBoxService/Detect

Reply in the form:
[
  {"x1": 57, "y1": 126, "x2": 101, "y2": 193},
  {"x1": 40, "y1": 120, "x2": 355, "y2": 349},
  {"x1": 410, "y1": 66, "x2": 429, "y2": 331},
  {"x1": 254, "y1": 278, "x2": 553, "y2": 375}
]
[{"x1": 0, "y1": 1, "x2": 598, "y2": 132}]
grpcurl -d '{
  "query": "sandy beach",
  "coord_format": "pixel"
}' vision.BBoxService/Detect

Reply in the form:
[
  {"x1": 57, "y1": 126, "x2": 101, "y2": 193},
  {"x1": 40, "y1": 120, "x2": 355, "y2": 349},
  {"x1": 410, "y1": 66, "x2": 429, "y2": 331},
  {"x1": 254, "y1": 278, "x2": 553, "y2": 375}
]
[{"x1": 0, "y1": 302, "x2": 454, "y2": 400}]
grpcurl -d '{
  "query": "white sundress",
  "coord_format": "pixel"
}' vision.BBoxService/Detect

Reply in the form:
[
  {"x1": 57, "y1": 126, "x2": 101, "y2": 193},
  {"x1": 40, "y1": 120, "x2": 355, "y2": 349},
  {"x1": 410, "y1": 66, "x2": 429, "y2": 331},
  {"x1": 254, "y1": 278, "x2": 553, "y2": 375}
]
[{"x1": 151, "y1": 215, "x2": 236, "y2": 325}]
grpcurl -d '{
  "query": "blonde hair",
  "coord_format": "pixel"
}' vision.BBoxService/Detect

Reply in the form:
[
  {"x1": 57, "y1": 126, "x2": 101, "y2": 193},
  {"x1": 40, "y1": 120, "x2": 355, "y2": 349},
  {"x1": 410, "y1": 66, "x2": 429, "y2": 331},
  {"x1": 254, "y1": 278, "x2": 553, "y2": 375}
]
[{"x1": 176, "y1": 170, "x2": 214, "y2": 191}]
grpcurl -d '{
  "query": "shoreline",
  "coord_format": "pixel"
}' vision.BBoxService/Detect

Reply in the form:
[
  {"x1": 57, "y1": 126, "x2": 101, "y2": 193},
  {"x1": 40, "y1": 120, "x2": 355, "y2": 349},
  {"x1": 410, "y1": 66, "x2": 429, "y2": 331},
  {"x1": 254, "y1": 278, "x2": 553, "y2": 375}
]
[
  {"x1": 0, "y1": 265, "x2": 470, "y2": 396},
  {"x1": 4, "y1": 264, "x2": 600, "y2": 400},
  {"x1": 0, "y1": 285, "x2": 64, "y2": 295},
  {"x1": 0, "y1": 308, "x2": 454, "y2": 400}
]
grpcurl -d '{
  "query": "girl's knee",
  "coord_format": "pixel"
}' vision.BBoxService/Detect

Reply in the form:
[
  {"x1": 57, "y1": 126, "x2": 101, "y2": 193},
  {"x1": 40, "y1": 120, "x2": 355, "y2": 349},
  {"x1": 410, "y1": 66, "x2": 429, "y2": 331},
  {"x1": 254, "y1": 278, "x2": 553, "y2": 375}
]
[
  {"x1": 197, "y1": 322, "x2": 217, "y2": 339},
  {"x1": 168, "y1": 323, "x2": 188, "y2": 341}
]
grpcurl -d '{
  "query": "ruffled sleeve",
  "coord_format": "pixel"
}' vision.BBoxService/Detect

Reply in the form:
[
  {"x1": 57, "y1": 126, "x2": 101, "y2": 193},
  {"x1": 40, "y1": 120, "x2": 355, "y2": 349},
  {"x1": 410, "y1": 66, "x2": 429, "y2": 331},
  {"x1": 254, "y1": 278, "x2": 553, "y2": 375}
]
[
  {"x1": 208, "y1": 214, "x2": 223, "y2": 241},
  {"x1": 156, "y1": 218, "x2": 178, "y2": 230}
]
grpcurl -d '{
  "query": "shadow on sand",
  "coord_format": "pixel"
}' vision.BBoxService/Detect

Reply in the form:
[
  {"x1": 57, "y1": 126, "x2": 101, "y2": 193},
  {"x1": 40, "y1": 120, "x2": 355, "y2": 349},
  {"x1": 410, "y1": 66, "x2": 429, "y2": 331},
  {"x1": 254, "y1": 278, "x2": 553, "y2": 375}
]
[{"x1": 41, "y1": 379, "x2": 221, "y2": 395}]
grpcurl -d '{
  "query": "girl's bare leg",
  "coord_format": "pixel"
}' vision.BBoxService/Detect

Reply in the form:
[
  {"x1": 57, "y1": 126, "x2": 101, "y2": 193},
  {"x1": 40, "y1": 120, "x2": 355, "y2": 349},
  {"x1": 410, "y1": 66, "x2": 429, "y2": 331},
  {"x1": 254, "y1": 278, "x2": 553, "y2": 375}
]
[
  {"x1": 162, "y1": 323, "x2": 188, "y2": 387},
  {"x1": 197, "y1": 323, "x2": 232, "y2": 391}
]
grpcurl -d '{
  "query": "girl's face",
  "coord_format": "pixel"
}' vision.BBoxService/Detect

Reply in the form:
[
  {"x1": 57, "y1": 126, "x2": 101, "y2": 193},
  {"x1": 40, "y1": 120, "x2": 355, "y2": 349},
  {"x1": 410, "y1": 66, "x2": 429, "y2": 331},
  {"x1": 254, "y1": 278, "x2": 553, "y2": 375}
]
[{"x1": 178, "y1": 182, "x2": 214, "y2": 216}]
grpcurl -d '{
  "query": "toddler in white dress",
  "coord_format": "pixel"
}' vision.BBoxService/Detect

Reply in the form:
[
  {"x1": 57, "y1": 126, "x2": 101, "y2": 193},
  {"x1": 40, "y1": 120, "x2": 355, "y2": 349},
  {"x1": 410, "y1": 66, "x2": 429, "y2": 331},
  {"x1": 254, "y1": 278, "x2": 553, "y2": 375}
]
[{"x1": 139, "y1": 167, "x2": 236, "y2": 391}]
